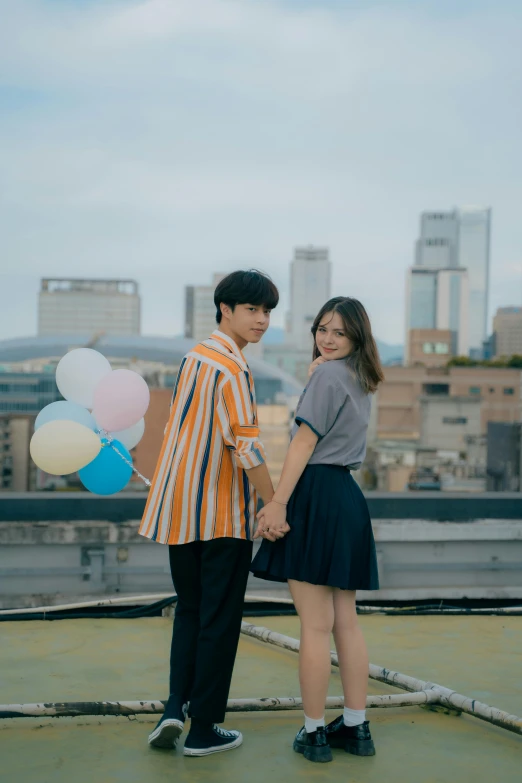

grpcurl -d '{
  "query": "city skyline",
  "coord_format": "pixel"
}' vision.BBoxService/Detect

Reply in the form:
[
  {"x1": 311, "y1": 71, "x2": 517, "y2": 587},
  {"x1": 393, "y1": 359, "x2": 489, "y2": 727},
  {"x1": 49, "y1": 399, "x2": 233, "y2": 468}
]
[
  {"x1": 1, "y1": 1, "x2": 521, "y2": 345},
  {"x1": 0, "y1": 228, "x2": 516, "y2": 353}
]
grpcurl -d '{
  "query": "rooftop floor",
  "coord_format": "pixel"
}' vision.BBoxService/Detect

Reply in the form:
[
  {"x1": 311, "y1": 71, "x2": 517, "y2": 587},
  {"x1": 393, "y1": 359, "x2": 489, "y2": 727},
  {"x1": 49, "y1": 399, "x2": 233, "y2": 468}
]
[{"x1": 1, "y1": 613, "x2": 521, "y2": 783}]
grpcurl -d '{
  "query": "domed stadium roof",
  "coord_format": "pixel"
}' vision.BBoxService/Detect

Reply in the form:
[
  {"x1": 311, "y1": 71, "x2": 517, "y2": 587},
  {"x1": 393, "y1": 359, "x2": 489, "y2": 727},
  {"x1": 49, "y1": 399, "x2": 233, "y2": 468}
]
[{"x1": 0, "y1": 334, "x2": 304, "y2": 397}]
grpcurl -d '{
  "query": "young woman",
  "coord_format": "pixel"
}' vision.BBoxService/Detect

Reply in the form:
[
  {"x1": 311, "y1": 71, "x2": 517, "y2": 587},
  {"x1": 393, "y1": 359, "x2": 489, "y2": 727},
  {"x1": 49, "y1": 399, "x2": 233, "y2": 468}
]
[{"x1": 251, "y1": 297, "x2": 384, "y2": 764}]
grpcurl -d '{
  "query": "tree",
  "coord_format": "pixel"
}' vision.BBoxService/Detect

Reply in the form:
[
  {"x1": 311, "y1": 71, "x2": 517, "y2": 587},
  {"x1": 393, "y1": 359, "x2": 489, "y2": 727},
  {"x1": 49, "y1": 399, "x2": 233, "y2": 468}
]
[{"x1": 446, "y1": 355, "x2": 522, "y2": 369}]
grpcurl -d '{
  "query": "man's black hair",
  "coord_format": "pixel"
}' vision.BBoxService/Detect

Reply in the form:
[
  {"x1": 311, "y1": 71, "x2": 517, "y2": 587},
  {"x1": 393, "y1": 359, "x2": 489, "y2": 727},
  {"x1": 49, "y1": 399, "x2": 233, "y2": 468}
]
[{"x1": 214, "y1": 270, "x2": 279, "y2": 324}]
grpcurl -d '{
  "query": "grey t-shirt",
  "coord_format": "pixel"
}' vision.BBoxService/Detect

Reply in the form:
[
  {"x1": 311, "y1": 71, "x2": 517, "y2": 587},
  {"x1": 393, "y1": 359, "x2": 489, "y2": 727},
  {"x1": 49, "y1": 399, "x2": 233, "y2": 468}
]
[{"x1": 291, "y1": 358, "x2": 371, "y2": 469}]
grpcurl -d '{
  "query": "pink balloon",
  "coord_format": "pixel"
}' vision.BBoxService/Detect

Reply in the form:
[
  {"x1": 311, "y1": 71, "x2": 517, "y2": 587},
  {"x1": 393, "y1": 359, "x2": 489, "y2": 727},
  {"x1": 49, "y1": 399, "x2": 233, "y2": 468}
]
[{"x1": 92, "y1": 369, "x2": 150, "y2": 432}]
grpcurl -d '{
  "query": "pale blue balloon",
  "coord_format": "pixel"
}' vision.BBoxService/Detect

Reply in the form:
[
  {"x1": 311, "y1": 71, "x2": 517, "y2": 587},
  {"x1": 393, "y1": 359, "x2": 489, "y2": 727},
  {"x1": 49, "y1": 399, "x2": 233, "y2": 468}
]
[{"x1": 35, "y1": 401, "x2": 97, "y2": 432}]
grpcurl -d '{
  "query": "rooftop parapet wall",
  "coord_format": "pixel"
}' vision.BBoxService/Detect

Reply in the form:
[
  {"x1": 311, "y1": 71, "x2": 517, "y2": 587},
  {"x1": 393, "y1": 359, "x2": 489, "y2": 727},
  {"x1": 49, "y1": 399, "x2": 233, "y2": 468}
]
[{"x1": 1, "y1": 492, "x2": 522, "y2": 523}]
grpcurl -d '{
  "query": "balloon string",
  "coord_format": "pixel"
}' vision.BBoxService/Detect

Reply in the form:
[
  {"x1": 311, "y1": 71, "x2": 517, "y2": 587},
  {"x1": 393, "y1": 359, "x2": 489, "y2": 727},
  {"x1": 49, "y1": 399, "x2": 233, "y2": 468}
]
[{"x1": 98, "y1": 430, "x2": 152, "y2": 488}]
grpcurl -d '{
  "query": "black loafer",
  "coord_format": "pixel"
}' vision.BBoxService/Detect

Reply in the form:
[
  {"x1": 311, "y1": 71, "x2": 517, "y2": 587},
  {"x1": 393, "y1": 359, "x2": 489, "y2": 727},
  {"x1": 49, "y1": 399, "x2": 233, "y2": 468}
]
[
  {"x1": 148, "y1": 699, "x2": 188, "y2": 749},
  {"x1": 325, "y1": 716, "x2": 376, "y2": 756},
  {"x1": 293, "y1": 726, "x2": 333, "y2": 763}
]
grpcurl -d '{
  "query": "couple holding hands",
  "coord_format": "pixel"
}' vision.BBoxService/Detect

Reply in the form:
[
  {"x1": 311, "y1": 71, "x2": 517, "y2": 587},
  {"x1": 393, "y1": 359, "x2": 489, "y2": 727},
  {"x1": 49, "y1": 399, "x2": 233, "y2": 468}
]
[{"x1": 139, "y1": 269, "x2": 383, "y2": 764}]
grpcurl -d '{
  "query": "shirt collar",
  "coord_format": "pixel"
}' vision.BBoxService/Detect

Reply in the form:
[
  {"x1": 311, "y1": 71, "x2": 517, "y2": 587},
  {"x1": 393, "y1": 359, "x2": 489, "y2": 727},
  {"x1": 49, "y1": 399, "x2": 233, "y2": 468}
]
[{"x1": 211, "y1": 329, "x2": 247, "y2": 364}]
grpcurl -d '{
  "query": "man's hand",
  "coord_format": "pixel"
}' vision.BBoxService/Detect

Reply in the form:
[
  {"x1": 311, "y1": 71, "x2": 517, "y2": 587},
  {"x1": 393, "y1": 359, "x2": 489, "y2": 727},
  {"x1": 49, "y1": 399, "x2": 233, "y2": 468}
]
[
  {"x1": 254, "y1": 501, "x2": 290, "y2": 542},
  {"x1": 308, "y1": 356, "x2": 327, "y2": 378}
]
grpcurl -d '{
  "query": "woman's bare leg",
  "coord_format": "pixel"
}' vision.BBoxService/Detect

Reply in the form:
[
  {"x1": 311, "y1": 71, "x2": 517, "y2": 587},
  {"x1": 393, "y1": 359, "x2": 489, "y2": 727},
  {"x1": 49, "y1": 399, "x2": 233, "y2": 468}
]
[
  {"x1": 288, "y1": 579, "x2": 334, "y2": 719},
  {"x1": 332, "y1": 589, "x2": 368, "y2": 710}
]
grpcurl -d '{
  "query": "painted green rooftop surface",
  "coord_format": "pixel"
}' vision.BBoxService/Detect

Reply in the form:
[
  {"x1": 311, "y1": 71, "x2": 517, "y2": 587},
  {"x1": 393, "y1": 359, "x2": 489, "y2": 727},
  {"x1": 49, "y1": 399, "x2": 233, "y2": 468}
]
[{"x1": 1, "y1": 614, "x2": 521, "y2": 783}]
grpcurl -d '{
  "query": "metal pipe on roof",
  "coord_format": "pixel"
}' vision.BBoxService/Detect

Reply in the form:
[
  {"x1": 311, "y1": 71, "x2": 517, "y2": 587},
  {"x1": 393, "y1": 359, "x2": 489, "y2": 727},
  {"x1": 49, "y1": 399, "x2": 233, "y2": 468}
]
[
  {"x1": 240, "y1": 623, "x2": 428, "y2": 694},
  {"x1": 241, "y1": 621, "x2": 429, "y2": 693},
  {"x1": 0, "y1": 692, "x2": 437, "y2": 720},
  {"x1": 0, "y1": 594, "x2": 176, "y2": 616},
  {"x1": 240, "y1": 621, "x2": 522, "y2": 737},
  {"x1": 430, "y1": 685, "x2": 522, "y2": 736},
  {"x1": 4, "y1": 592, "x2": 522, "y2": 618}
]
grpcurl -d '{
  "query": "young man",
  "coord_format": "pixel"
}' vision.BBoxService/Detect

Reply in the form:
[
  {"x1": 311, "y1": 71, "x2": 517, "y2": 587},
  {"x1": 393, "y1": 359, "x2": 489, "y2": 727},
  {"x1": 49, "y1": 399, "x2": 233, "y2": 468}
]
[{"x1": 140, "y1": 270, "x2": 287, "y2": 757}]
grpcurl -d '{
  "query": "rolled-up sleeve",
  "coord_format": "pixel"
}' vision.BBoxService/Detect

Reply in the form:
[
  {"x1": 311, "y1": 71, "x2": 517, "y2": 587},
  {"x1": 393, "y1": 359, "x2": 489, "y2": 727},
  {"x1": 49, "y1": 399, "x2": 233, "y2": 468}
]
[
  {"x1": 295, "y1": 365, "x2": 348, "y2": 438},
  {"x1": 217, "y1": 372, "x2": 266, "y2": 470}
]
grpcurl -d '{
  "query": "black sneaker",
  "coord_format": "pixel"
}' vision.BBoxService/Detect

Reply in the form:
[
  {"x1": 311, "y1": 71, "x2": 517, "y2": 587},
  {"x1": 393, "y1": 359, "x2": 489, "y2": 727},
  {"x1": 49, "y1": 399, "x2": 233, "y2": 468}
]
[
  {"x1": 293, "y1": 726, "x2": 333, "y2": 763},
  {"x1": 148, "y1": 699, "x2": 188, "y2": 749},
  {"x1": 325, "y1": 716, "x2": 376, "y2": 756},
  {"x1": 183, "y1": 722, "x2": 243, "y2": 757}
]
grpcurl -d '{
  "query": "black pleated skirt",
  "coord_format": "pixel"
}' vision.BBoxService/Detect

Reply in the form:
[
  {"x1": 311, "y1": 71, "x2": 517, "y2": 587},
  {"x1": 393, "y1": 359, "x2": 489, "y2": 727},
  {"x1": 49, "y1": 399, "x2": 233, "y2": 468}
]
[{"x1": 251, "y1": 464, "x2": 379, "y2": 591}]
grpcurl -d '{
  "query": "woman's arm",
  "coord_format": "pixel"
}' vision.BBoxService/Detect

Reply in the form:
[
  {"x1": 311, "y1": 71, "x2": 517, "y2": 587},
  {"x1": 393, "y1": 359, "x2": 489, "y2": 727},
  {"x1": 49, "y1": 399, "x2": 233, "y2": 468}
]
[
  {"x1": 273, "y1": 422, "x2": 318, "y2": 503},
  {"x1": 254, "y1": 422, "x2": 318, "y2": 541}
]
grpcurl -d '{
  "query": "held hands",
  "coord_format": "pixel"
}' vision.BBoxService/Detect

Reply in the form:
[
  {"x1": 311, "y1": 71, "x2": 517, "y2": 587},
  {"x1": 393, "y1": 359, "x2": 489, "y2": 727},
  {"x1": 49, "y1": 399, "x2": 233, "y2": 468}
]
[
  {"x1": 254, "y1": 500, "x2": 290, "y2": 542},
  {"x1": 308, "y1": 356, "x2": 327, "y2": 378}
]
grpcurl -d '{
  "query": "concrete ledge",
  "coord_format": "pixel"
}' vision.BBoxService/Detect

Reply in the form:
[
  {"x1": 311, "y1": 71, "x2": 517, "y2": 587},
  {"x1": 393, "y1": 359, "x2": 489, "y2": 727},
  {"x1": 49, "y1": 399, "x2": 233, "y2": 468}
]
[{"x1": 2, "y1": 519, "x2": 522, "y2": 545}]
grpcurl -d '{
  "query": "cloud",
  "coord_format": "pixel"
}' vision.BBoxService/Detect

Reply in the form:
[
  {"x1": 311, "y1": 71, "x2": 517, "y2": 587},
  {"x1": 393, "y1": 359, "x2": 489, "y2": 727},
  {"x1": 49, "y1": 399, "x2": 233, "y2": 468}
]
[{"x1": 0, "y1": 0, "x2": 521, "y2": 343}]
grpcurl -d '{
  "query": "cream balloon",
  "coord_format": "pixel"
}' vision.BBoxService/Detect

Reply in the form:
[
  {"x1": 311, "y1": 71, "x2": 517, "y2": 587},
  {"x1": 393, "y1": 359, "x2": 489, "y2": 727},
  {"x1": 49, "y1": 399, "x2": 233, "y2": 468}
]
[
  {"x1": 30, "y1": 420, "x2": 101, "y2": 476},
  {"x1": 56, "y1": 348, "x2": 112, "y2": 409},
  {"x1": 110, "y1": 418, "x2": 145, "y2": 451}
]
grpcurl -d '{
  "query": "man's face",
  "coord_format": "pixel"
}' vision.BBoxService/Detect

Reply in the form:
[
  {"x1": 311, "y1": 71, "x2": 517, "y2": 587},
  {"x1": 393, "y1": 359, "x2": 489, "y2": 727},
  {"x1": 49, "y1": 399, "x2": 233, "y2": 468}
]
[{"x1": 222, "y1": 303, "x2": 271, "y2": 346}]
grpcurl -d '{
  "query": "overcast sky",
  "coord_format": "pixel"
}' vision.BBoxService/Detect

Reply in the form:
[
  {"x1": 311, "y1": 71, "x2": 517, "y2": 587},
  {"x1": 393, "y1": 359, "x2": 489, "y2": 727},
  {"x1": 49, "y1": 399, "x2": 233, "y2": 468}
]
[{"x1": 1, "y1": 0, "x2": 521, "y2": 345}]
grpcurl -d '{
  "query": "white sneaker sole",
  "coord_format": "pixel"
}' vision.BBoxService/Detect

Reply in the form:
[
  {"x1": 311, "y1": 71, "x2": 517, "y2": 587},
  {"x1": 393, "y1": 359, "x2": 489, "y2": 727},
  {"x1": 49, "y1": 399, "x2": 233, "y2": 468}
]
[
  {"x1": 183, "y1": 733, "x2": 243, "y2": 757},
  {"x1": 148, "y1": 718, "x2": 184, "y2": 748}
]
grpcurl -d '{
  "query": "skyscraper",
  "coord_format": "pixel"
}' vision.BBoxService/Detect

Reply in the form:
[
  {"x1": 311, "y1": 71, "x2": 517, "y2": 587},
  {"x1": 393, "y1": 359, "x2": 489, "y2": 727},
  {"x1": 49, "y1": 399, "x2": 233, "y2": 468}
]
[
  {"x1": 457, "y1": 207, "x2": 491, "y2": 356},
  {"x1": 288, "y1": 246, "x2": 331, "y2": 350},
  {"x1": 416, "y1": 211, "x2": 459, "y2": 268},
  {"x1": 38, "y1": 279, "x2": 141, "y2": 337},
  {"x1": 184, "y1": 273, "x2": 226, "y2": 343},
  {"x1": 407, "y1": 207, "x2": 491, "y2": 360},
  {"x1": 405, "y1": 267, "x2": 469, "y2": 364}
]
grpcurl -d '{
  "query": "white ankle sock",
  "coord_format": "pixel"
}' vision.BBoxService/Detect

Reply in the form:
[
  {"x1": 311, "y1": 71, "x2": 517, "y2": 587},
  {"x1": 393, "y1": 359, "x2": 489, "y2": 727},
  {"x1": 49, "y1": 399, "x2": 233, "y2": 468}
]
[
  {"x1": 304, "y1": 714, "x2": 325, "y2": 733},
  {"x1": 343, "y1": 707, "x2": 366, "y2": 727}
]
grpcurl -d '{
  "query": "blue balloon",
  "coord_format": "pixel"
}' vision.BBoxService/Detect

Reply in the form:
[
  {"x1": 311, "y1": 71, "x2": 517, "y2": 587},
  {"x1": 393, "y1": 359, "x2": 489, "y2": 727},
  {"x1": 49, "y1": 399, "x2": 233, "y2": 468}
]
[
  {"x1": 35, "y1": 401, "x2": 97, "y2": 432},
  {"x1": 79, "y1": 439, "x2": 133, "y2": 495}
]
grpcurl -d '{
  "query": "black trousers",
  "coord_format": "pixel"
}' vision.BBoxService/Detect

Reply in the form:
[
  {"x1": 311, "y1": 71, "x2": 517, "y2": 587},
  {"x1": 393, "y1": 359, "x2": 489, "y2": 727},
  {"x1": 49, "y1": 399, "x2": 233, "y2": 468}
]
[{"x1": 168, "y1": 538, "x2": 253, "y2": 724}]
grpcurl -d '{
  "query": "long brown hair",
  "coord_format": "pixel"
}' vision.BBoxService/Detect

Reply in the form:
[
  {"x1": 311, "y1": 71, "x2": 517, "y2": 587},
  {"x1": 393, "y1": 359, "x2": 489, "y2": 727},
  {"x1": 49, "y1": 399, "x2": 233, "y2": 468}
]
[{"x1": 311, "y1": 297, "x2": 384, "y2": 394}]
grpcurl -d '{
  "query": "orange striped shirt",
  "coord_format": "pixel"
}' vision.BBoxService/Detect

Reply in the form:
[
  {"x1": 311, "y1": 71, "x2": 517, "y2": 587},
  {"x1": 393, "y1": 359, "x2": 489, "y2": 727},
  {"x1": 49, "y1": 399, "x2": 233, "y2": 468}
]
[{"x1": 139, "y1": 330, "x2": 266, "y2": 545}]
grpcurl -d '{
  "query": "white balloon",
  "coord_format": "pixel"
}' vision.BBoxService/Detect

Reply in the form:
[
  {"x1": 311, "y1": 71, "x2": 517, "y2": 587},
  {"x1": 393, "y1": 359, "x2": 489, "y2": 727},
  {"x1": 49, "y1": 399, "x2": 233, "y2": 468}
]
[
  {"x1": 56, "y1": 348, "x2": 112, "y2": 410},
  {"x1": 110, "y1": 418, "x2": 145, "y2": 451}
]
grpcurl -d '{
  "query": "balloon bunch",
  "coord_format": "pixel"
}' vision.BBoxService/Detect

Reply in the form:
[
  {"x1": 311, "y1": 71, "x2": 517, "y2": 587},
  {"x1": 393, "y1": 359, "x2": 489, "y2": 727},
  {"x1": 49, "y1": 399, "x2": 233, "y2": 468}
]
[{"x1": 30, "y1": 348, "x2": 151, "y2": 495}]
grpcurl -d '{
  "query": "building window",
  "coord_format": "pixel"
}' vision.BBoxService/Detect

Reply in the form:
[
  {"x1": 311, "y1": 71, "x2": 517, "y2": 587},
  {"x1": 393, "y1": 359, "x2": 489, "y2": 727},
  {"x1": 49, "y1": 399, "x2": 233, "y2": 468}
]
[
  {"x1": 422, "y1": 342, "x2": 449, "y2": 355},
  {"x1": 442, "y1": 417, "x2": 468, "y2": 425},
  {"x1": 503, "y1": 388, "x2": 515, "y2": 396},
  {"x1": 469, "y1": 387, "x2": 481, "y2": 395},
  {"x1": 489, "y1": 388, "x2": 495, "y2": 393},
  {"x1": 423, "y1": 383, "x2": 449, "y2": 396}
]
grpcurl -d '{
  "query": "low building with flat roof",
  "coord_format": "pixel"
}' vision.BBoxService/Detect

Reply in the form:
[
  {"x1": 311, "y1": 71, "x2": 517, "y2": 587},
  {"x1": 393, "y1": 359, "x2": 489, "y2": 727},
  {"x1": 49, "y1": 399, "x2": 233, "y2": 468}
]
[
  {"x1": 492, "y1": 306, "x2": 522, "y2": 358},
  {"x1": 38, "y1": 278, "x2": 141, "y2": 337}
]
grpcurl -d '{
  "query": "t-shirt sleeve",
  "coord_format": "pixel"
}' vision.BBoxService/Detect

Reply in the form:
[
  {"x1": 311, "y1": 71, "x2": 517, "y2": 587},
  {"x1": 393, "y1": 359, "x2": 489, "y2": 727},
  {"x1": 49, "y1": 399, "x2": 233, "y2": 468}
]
[{"x1": 294, "y1": 367, "x2": 348, "y2": 438}]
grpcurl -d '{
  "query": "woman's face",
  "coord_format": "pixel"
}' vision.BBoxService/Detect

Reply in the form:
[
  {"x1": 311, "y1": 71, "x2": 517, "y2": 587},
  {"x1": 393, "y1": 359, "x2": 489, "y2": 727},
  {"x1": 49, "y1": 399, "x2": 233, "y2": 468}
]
[{"x1": 315, "y1": 311, "x2": 353, "y2": 360}]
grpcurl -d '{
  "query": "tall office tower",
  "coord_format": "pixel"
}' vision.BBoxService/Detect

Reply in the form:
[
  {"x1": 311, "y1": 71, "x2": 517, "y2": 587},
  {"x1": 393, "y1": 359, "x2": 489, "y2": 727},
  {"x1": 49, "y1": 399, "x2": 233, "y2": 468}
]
[
  {"x1": 288, "y1": 246, "x2": 331, "y2": 350},
  {"x1": 38, "y1": 279, "x2": 141, "y2": 336},
  {"x1": 184, "y1": 273, "x2": 226, "y2": 343},
  {"x1": 410, "y1": 207, "x2": 491, "y2": 358},
  {"x1": 415, "y1": 211, "x2": 459, "y2": 268},
  {"x1": 457, "y1": 207, "x2": 491, "y2": 357},
  {"x1": 405, "y1": 267, "x2": 469, "y2": 364}
]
